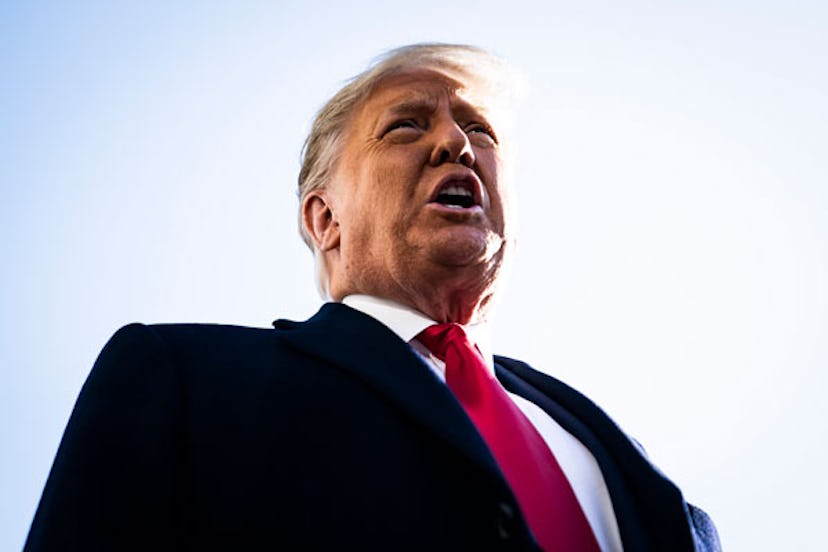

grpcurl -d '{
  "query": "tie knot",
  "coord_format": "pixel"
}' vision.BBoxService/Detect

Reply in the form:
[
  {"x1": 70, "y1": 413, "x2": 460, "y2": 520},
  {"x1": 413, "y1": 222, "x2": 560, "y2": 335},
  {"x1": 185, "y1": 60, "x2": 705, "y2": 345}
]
[{"x1": 416, "y1": 323, "x2": 470, "y2": 361}]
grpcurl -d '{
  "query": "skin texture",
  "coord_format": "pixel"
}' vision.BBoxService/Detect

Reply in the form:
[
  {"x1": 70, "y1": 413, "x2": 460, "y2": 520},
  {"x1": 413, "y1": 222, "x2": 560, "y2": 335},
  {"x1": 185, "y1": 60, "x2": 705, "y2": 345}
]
[{"x1": 302, "y1": 68, "x2": 514, "y2": 325}]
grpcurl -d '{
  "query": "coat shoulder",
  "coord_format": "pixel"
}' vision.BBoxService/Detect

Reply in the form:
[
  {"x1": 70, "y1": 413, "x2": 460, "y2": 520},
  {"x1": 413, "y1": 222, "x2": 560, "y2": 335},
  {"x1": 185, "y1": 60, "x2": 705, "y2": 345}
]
[
  {"x1": 109, "y1": 321, "x2": 284, "y2": 356},
  {"x1": 103, "y1": 322, "x2": 277, "y2": 351}
]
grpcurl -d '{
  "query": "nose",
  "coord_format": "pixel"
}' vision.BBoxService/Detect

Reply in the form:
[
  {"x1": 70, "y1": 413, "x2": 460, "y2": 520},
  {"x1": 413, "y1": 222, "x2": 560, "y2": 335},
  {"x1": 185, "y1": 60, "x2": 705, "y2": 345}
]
[{"x1": 429, "y1": 120, "x2": 475, "y2": 168}]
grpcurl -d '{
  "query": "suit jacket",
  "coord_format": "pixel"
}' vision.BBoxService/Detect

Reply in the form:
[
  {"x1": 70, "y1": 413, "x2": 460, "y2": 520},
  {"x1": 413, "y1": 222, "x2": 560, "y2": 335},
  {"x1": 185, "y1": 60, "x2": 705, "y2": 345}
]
[{"x1": 25, "y1": 303, "x2": 721, "y2": 551}]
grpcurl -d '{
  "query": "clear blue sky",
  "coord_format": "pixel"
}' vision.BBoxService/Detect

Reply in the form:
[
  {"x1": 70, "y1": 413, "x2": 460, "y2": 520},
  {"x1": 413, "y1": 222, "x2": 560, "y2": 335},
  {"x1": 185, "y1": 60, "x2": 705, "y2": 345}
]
[{"x1": 2, "y1": 2, "x2": 826, "y2": 550}]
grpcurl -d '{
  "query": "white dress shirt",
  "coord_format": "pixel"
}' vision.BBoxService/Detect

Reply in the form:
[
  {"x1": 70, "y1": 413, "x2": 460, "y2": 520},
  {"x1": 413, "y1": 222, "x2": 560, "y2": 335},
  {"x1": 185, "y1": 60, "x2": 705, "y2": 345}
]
[{"x1": 342, "y1": 295, "x2": 623, "y2": 552}]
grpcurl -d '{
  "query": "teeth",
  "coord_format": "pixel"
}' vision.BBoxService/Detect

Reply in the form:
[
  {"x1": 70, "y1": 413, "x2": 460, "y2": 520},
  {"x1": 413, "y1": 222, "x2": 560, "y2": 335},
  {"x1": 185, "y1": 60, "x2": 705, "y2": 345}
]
[{"x1": 441, "y1": 185, "x2": 472, "y2": 197}]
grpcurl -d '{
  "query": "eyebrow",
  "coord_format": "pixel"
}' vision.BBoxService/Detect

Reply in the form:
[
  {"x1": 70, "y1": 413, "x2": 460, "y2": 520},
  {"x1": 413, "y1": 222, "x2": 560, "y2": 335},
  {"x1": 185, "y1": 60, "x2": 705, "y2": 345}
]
[
  {"x1": 385, "y1": 96, "x2": 439, "y2": 116},
  {"x1": 382, "y1": 94, "x2": 486, "y2": 122}
]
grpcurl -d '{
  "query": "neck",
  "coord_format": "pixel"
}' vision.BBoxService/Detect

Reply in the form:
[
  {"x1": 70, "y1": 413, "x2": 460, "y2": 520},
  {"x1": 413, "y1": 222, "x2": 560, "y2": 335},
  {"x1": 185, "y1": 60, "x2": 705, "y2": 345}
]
[
  {"x1": 323, "y1": 242, "x2": 508, "y2": 325},
  {"x1": 331, "y1": 267, "x2": 500, "y2": 326},
  {"x1": 394, "y1": 278, "x2": 496, "y2": 325}
]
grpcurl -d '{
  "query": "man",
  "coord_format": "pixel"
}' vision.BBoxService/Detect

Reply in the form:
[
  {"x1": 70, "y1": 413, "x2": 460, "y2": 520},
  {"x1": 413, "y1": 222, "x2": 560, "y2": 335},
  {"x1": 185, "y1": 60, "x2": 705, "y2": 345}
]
[{"x1": 25, "y1": 44, "x2": 721, "y2": 551}]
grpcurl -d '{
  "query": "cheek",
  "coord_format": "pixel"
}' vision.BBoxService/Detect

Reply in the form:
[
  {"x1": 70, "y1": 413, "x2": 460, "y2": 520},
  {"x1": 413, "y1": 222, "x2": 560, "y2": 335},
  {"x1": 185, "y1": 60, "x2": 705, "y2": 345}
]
[
  {"x1": 371, "y1": 159, "x2": 421, "y2": 208},
  {"x1": 346, "y1": 168, "x2": 405, "y2": 242},
  {"x1": 349, "y1": 147, "x2": 430, "y2": 241},
  {"x1": 480, "y1": 156, "x2": 509, "y2": 206}
]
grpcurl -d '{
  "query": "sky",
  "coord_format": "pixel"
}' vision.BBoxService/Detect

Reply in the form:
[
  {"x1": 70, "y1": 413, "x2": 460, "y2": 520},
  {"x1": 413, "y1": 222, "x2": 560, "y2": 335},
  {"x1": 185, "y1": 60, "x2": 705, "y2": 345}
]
[{"x1": 2, "y1": 1, "x2": 826, "y2": 550}]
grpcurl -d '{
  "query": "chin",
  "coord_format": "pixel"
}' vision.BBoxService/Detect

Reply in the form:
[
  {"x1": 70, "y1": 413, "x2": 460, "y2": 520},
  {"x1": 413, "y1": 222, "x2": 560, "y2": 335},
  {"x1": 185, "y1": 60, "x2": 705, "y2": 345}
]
[{"x1": 426, "y1": 226, "x2": 505, "y2": 269}]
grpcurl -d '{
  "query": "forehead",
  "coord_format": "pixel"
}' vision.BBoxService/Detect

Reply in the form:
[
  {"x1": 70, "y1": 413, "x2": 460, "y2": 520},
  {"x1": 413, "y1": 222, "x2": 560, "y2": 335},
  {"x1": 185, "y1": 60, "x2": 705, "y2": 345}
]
[{"x1": 356, "y1": 68, "x2": 498, "y2": 121}]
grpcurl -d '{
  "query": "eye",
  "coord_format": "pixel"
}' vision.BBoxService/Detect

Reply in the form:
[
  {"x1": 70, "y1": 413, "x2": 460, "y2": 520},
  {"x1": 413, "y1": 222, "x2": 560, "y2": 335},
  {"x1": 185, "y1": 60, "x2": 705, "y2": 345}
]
[
  {"x1": 465, "y1": 123, "x2": 498, "y2": 144},
  {"x1": 383, "y1": 119, "x2": 420, "y2": 135}
]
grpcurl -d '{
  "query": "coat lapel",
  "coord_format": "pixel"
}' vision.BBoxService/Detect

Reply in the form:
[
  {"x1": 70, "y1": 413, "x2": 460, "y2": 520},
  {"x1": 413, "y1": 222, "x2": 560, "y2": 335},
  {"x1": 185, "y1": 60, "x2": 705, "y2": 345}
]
[
  {"x1": 495, "y1": 355, "x2": 698, "y2": 552},
  {"x1": 272, "y1": 303, "x2": 506, "y2": 484}
]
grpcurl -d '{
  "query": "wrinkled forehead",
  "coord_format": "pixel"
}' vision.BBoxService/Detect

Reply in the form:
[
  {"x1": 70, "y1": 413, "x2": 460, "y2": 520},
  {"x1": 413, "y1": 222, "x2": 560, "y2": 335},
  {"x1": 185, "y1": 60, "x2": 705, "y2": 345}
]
[{"x1": 359, "y1": 65, "x2": 513, "y2": 130}]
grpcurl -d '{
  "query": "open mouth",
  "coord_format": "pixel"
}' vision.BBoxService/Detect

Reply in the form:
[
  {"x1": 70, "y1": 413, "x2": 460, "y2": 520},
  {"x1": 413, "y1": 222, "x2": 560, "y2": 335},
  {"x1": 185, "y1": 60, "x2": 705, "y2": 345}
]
[
  {"x1": 434, "y1": 184, "x2": 476, "y2": 208},
  {"x1": 430, "y1": 176, "x2": 481, "y2": 209}
]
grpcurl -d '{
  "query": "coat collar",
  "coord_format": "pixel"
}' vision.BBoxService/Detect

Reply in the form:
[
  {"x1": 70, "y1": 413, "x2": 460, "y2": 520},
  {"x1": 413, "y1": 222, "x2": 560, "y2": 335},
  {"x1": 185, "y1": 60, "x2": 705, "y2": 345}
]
[{"x1": 272, "y1": 302, "x2": 508, "y2": 487}]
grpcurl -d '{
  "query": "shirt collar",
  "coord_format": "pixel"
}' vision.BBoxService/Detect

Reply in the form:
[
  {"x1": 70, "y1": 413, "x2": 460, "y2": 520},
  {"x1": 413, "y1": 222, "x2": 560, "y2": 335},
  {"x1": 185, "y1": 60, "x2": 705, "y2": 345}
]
[{"x1": 340, "y1": 294, "x2": 494, "y2": 370}]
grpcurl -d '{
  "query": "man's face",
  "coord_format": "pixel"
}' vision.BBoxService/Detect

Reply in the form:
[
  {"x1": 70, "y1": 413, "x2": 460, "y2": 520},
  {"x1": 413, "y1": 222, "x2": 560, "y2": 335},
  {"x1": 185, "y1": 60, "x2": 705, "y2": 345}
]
[{"x1": 320, "y1": 67, "x2": 513, "y2": 303}]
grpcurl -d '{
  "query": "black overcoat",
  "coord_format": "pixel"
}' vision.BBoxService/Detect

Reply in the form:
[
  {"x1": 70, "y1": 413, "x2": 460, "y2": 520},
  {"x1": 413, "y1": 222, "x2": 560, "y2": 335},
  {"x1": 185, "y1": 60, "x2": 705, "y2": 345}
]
[{"x1": 25, "y1": 303, "x2": 720, "y2": 551}]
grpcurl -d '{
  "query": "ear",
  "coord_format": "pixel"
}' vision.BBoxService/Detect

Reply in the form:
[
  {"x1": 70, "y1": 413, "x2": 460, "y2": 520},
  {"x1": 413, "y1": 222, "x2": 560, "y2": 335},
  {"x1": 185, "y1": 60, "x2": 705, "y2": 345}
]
[{"x1": 302, "y1": 190, "x2": 340, "y2": 251}]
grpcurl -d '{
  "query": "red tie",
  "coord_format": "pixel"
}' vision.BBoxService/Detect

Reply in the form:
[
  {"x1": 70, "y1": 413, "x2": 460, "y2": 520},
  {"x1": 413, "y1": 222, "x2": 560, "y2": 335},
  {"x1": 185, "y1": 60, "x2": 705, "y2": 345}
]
[{"x1": 417, "y1": 323, "x2": 601, "y2": 552}]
